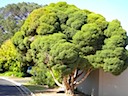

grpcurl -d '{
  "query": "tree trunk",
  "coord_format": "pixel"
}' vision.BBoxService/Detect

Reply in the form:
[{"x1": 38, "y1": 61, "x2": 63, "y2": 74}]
[
  {"x1": 62, "y1": 69, "x2": 92, "y2": 96},
  {"x1": 49, "y1": 67, "x2": 92, "y2": 96},
  {"x1": 63, "y1": 76, "x2": 75, "y2": 96},
  {"x1": 65, "y1": 89, "x2": 75, "y2": 96}
]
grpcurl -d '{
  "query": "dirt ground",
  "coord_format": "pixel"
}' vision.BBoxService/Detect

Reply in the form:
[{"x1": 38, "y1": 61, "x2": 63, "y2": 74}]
[
  {"x1": 34, "y1": 93, "x2": 87, "y2": 96},
  {"x1": 34, "y1": 93, "x2": 66, "y2": 96}
]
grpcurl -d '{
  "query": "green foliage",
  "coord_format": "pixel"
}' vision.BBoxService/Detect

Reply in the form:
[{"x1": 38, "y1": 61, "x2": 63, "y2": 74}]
[
  {"x1": 87, "y1": 20, "x2": 128, "y2": 75},
  {"x1": 0, "y1": 40, "x2": 22, "y2": 73},
  {"x1": 66, "y1": 11, "x2": 87, "y2": 30},
  {"x1": 104, "y1": 19, "x2": 126, "y2": 38},
  {"x1": 73, "y1": 23, "x2": 104, "y2": 55},
  {"x1": 36, "y1": 23, "x2": 55, "y2": 35},
  {"x1": 12, "y1": 1, "x2": 128, "y2": 87},
  {"x1": 50, "y1": 42, "x2": 80, "y2": 75},
  {"x1": 87, "y1": 13, "x2": 108, "y2": 30},
  {"x1": 31, "y1": 63, "x2": 60, "y2": 87},
  {"x1": 2, "y1": 71, "x2": 24, "y2": 77}
]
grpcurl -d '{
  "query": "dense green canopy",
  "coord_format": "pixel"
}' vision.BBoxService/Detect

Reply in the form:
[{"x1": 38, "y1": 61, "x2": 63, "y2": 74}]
[
  {"x1": 12, "y1": 2, "x2": 128, "y2": 75},
  {"x1": 12, "y1": 2, "x2": 128, "y2": 95}
]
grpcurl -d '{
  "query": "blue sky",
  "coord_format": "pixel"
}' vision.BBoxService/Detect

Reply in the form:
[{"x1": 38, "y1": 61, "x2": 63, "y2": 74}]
[{"x1": 0, "y1": 0, "x2": 128, "y2": 32}]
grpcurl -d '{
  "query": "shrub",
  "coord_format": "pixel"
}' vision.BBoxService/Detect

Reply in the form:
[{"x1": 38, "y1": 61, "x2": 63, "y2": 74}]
[{"x1": 31, "y1": 63, "x2": 56, "y2": 87}]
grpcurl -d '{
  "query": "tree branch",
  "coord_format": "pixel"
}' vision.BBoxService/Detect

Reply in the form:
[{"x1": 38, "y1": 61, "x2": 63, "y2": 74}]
[
  {"x1": 74, "y1": 70, "x2": 84, "y2": 81},
  {"x1": 44, "y1": 53, "x2": 64, "y2": 87},
  {"x1": 74, "y1": 69, "x2": 78, "y2": 78},
  {"x1": 50, "y1": 69, "x2": 64, "y2": 88},
  {"x1": 74, "y1": 68, "x2": 92, "y2": 87}
]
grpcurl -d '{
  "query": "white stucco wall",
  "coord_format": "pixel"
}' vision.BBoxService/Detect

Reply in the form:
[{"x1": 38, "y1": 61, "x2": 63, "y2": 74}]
[
  {"x1": 99, "y1": 68, "x2": 128, "y2": 96},
  {"x1": 78, "y1": 68, "x2": 128, "y2": 96},
  {"x1": 77, "y1": 70, "x2": 99, "y2": 96}
]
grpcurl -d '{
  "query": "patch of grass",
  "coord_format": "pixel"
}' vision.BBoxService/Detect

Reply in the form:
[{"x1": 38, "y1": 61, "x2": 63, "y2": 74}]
[
  {"x1": 0, "y1": 73, "x2": 4, "y2": 76},
  {"x1": 0, "y1": 71, "x2": 23, "y2": 77},
  {"x1": 24, "y1": 84, "x2": 48, "y2": 93}
]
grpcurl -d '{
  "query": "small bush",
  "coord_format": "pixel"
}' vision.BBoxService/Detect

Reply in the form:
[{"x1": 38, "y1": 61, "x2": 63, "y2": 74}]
[{"x1": 31, "y1": 63, "x2": 61, "y2": 87}]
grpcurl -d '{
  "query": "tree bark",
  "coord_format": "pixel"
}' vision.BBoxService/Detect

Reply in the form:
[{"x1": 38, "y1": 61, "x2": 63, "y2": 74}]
[
  {"x1": 50, "y1": 67, "x2": 92, "y2": 96},
  {"x1": 75, "y1": 68, "x2": 92, "y2": 87},
  {"x1": 63, "y1": 76, "x2": 75, "y2": 96}
]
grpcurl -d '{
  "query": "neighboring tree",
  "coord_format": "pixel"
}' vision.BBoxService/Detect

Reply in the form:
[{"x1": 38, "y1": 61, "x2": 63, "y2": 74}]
[
  {"x1": 12, "y1": 2, "x2": 128, "y2": 96},
  {"x1": 0, "y1": 39, "x2": 22, "y2": 76},
  {"x1": 0, "y1": 2, "x2": 42, "y2": 45}
]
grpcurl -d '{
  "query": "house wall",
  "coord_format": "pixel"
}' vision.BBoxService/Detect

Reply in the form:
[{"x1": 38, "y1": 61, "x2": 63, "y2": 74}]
[
  {"x1": 77, "y1": 70, "x2": 99, "y2": 96},
  {"x1": 78, "y1": 68, "x2": 128, "y2": 96},
  {"x1": 99, "y1": 69, "x2": 128, "y2": 96}
]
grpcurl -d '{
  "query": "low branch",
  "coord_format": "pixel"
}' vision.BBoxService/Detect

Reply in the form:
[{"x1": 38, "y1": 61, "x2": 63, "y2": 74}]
[
  {"x1": 50, "y1": 69, "x2": 64, "y2": 88},
  {"x1": 74, "y1": 70, "x2": 84, "y2": 81},
  {"x1": 74, "y1": 69, "x2": 78, "y2": 78},
  {"x1": 74, "y1": 68, "x2": 92, "y2": 87},
  {"x1": 44, "y1": 53, "x2": 64, "y2": 88}
]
